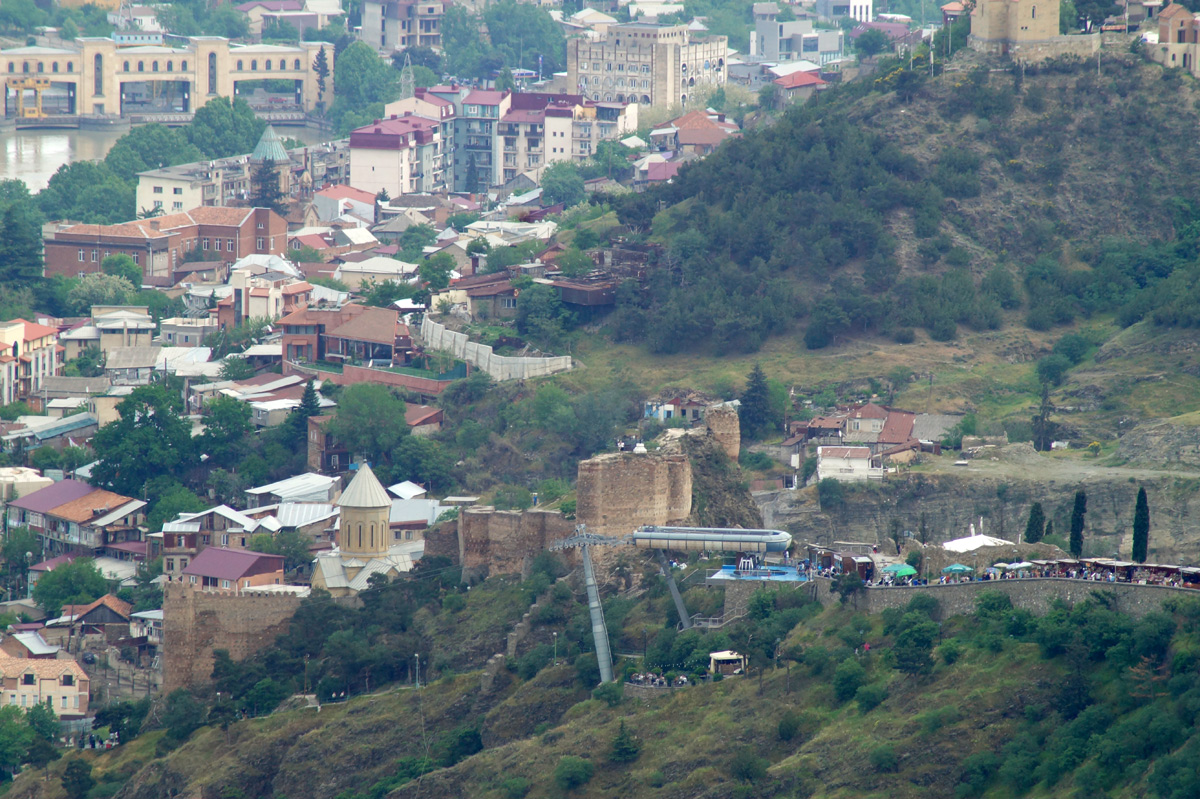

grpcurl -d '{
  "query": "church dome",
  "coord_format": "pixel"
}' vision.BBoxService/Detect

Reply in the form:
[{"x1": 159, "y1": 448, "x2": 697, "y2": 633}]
[{"x1": 250, "y1": 124, "x2": 291, "y2": 165}]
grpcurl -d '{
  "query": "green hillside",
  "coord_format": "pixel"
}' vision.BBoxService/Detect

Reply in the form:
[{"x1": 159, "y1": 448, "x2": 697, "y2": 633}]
[
  {"x1": 599, "y1": 53, "x2": 1200, "y2": 358},
  {"x1": 15, "y1": 560, "x2": 1200, "y2": 799}
]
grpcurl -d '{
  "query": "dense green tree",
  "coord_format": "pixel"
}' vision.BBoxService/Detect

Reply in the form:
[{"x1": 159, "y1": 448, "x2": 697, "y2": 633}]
[
  {"x1": 201, "y1": 396, "x2": 253, "y2": 467},
  {"x1": 1070, "y1": 490, "x2": 1087, "y2": 557},
  {"x1": 248, "y1": 529, "x2": 313, "y2": 574},
  {"x1": 738, "y1": 364, "x2": 772, "y2": 440},
  {"x1": 1024, "y1": 502, "x2": 1046, "y2": 544},
  {"x1": 516, "y1": 282, "x2": 574, "y2": 344},
  {"x1": 146, "y1": 482, "x2": 207, "y2": 532},
  {"x1": 100, "y1": 254, "x2": 142, "y2": 286},
  {"x1": 104, "y1": 123, "x2": 204, "y2": 184},
  {"x1": 609, "y1": 721, "x2": 640, "y2": 762},
  {"x1": 0, "y1": 705, "x2": 30, "y2": 776},
  {"x1": 394, "y1": 46, "x2": 442, "y2": 73},
  {"x1": 855, "y1": 28, "x2": 891, "y2": 57},
  {"x1": 40, "y1": 160, "x2": 134, "y2": 223},
  {"x1": 25, "y1": 701, "x2": 59, "y2": 742},
  {"x1": 1132, "y1": 487, "x2": 1150, "y2": 563},
  {"x1": 484, "y1": 1, "x2": 566, "y2": 73},
  {"x1": 91, "y1": 384, "x2": 198, "y2": 497},
  {"x1": 162, "y1": 689, "x2": 206, "y2": 743},
  {"x1": 418, "y1": 252, "x2": 456, "y2": 292},
  {"x1": 557, "y1": 248, "x2": 593, "y2": 277},
  {"x1": 187, "y1": 97, "x2": 267, "y2": 159},
  {"x1": 32, "y1": 558, "x2": 107, "y2": 616},
  {"x1": 554, "y1": 756, "x2": 594, "y2": 791},
  {"x1": 329, "y1": 41, "x2": 400, "y2": 132},
  {"x1": 0, "y1": 203, "x2": 43, "y2": 285},
  {"x1": 442, "y1": 6, "x2": 494, "y2": 78},
  {"x1": 495, "y1": 66, "x2": 516, "y2": 92},
  {"x1": 2, "y1": 526, "x2": 39, "y2": 598},
  {"x1": 67, "y1": 272, "x2": 135, "y2": 314},
  {"x1": 219, "y1": 357, "x2": 257, "y2": 382},
  {"x1": 327, "y1": 383, "x2": 410, "y2": 465},
  {"x1": 541, "y1": 161, "x2": 585, "y2": 207},
  {"x1": 262, "y1": 17, "x2": 299, "y2": 40}
]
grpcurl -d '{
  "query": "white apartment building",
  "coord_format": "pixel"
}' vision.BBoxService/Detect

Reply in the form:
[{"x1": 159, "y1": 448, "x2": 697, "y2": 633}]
[{"x1": 751, "y1": 3, "x2": 846, "y2": 64}]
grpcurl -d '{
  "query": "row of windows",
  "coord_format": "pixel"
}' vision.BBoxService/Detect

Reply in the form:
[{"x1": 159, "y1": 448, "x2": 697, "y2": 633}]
[
  {"x1": 201, "y1": 238, "x2": 237, "y2": 252},
  {"x1": 121, "y1": 59, "x2": 188, "y2": 73},
  {"x1": 8, "y1": 694, "x2": 79, "y2": 709},
  {"x1": 591, "y1": 93, "x2": 653, "y2": 104},
  {"x1": 152, "y1": 200, "x2": 185, "y2": 211},
  {"x1": 236, "y1": 58, "x2": 303, "y2": 71},
  {"x1": 6, "y1": 61, "x2": 73, "y2": 74},
  {"x1": 580, "y1": 62, "x2": 652, "y2": 73},
  {"x1": 588, "y1": 76, "x2": 652, "y2": 89},
  {"x1": 79, "y1": 249, "x2": 139, "y2": 265}
]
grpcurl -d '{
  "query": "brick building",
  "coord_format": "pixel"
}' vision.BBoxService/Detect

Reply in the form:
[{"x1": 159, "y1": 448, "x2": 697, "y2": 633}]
[
  {"x1": 43, "y1": 207, "x2": 289, "y2": 287},
  {"x1": 278, "y1": 302, "x2": 406, "y2": 365}
]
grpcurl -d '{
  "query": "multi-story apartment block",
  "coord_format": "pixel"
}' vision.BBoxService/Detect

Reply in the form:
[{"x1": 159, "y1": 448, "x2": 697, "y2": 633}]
[
  {"x1": 500, "y1": 94, "x2": 638, "y2": 183},
  {"x1": 43, "y1": 207, "x2": 289, "y2": 287},
  {"x1": 751, "y1": 3, "x2": 846, "y2": 63},
  {"x1": 7, "y1": 480, "x2": 145, "y2": 559},
  {"x1": 360, "y1": 0, "x2": 446, "y2": 52},
  {"x1": 567, "y1": 23, "x2": 728, "y2": 107},
  {"x1": 135, "y1": 137, "x2": 350, "y2": 214},
  {"x1": 0, "y1": 319, "x2": 62, "y2": 403},
  {"x1": 816, "y1": 0, "x2": 873, "y2": 22},
  {"x1": 347, "y1": 113, "x2": 447, "y2": 197}
]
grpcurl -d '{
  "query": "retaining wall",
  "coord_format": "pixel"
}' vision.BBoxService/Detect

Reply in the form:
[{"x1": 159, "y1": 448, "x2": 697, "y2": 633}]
[
  {"x1": 420, "y1": 316, "x2": 572, "y2": 380},
  {"x1": 724, "y1": 577, "x2": 1197, "y2": 620}
]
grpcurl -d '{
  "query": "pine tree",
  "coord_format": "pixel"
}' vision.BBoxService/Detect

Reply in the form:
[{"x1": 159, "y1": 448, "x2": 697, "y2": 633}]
[
  {"x1": 739, "y1": 364, "x2": 772, "y2": 440},
  {"x1": 298, "y1": 380, "x2": 322, "y2": 419},
  {"x1": 1132, "y1": 486, "x2": 1150, "y2": 563},
  {"x1": 1023, "y1": 502, "x2": 1045, "y2": 544},
  {"x1": 609, "y1": 720, "x2": 641, "y2": 763},
  {"x1": 1069, "y1": 490, "x2": 1087, "y2": 558},
  {"x1": 314, "y1": 47, "x2": 330, "y2": 106},
  {"x1": 250, "y1": 162, "x2": 286, "y2": 215},
  {"x1": 0, "y1": 204, "x2": 44, "y2": 285}
]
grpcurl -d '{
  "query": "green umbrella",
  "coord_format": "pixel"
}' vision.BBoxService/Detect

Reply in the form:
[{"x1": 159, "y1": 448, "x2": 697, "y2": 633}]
[
  {"x1": 885, "y1": 564, "x2": 918, "y2": 578},
  {"x1": 942, "y1": 564, "x2": 973, "y2": 574},
  {"x1": 881, "y1": 563, "x2": 908, "y2": 572}
]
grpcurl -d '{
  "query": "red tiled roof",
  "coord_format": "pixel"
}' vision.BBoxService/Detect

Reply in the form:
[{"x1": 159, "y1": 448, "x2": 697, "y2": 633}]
[
  {"x1": 878, "y1": 411, "x2": 916, "y2": 445},
  {"x1": 75, "y1": 594, "x2": 132, "y2": 621},
  {"x1": 774, "y1": 71, "x2": 828, "y2": 89},
  {"x1": 851, "y1": 402, "x2": 888, "y2": 420},
  {"x1": 8, "y1": 319, "x2": 60, "y2": 342},
  {"x1": 316, "y1": 185, "x2": 376, "y2": 204},
  {"x1": 281, "y1": 281, "x2": 312, "y2": 295},
  {"x1": 404, "y1": 405, "x2": 442, "y2": 427},
  {"x1": 325, "y1": 305, "x2": 401, "y2": 346}
]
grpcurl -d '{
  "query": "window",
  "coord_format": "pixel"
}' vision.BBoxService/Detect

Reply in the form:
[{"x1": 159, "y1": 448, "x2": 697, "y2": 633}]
[
  {"x1": 78, "y1": 250, "x2": 84, "y2": 262},
  {"x1": 173, "y1": 202, "x2": 183, "y2": 210},
  {"x1": 167, "y1": 60, "x2": 173, "y2": 71},
  {"x1": 138, "y1": 61, "x2": 144, "y2": 72},
  {"x1": 166, "y1": 558, "x2": 174, "y2": 571},
  {"x1": 21, "y1": 674, "x2": 33, "y2": 686},
  {"x1": 221, "y1": 580, "x2": 230, "y2": 589},
  {"x1": 265, "y1": 59, "x2": 272, "y2": 70},
  {"x1": 123, "y1": 60, "x2": 129, "y2": 72},
  {"x1": 37, "y1": 62, "x2": 43, "y2": 73},
  {"x1": 153, "y1": 186, "x2": 163, "y2": 194},
  {"x1": 189, "y1": 575, "x2": 197, "y2": 584},
  {"x1": 1032, "y1": 5, "x2": 1036, "y2": 16},
  {"x1": 227, "y1": 238, "x2": 234, "y2": 251},
  {"x1": 257, "y1": 222, "x2": 264, "y2": 229},
  {"x1": 202, "y1": 238, "x2": 209, "y2": 250},
  {"x1": 251, "y1": 59, "x2": 258, "y2": 70},
  {"x1": 294, "y1": 58, "x2": 301, "y2": 69},
  {"x1": 67, "y1": 62, "x2": 72, "y2": 72},
  {"x1": 182, "y1": 60, "x2": 188, "y2": 71},
  {"x1": 152, "y1": 61, "x2": 159, "y2": 72},
  {"x1": 501, "y1": 296, "x2": 518, "y2": 309},
  {"x1": 257, "y1": 237, "x2": 265, "y2": 249},
  {"x1": 237, "y1": 59, "x2": 243, "y2": 70},
  {"x1": 173, "y1": 187, "x2": 182, "y2": 195},
  {"x1": 154, "y1": 200, "x2": 163, "y2": 209},
  {"x1": 52, "y1": 62, "x2": 58, "y2": 73}
]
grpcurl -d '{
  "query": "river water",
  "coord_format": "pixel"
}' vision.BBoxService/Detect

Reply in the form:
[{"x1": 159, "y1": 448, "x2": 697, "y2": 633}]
[{"x1": 0, "y1": 125, "x2": 335, "y2": 191}]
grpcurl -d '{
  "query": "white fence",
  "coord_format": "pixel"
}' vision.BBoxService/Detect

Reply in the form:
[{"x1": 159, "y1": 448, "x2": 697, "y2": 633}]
[{"x1": 419, "y1": 316, "x2": 573, "y2": 381}]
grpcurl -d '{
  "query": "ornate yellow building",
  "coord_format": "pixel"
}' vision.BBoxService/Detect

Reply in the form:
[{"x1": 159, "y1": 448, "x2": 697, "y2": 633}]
[
  {"x1": 312, "y1": 464, "x2": 421, "y2": 596},
  {"x1": 0, "y1": 36, "x2": 333, "y2": 119}
]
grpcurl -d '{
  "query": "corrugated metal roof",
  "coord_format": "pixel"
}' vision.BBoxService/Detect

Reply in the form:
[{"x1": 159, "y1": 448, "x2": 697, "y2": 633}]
[{"x1": 246, "y1": 473, "x2": 339, "y2": 499}]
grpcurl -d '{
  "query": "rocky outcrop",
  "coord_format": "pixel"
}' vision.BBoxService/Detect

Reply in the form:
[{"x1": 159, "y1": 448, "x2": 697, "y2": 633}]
[{"x1": 1116, "y1": 422, "x2": 1200, "y2": 470}]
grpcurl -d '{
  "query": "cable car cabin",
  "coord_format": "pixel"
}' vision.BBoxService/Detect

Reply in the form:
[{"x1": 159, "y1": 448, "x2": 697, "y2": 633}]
[
  {"x1": 841, "y1": 554, "x2": 875, "y2": 582},
  {"x1": 709, "y1": 650, "x2": 747, "y2": 676}
]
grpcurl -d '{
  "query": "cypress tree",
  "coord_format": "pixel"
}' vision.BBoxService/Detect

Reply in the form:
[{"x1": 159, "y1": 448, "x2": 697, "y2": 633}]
[
  {"x1": 1069, "y1": 490, "x2": 1087, "y2": 558},
  {"x1": 738, "y1": 364, "x2": 772, "y2": 440},
  {"x1": 1044, "y1": 519, "x2": 1054, "y2": 541},
  {"x1": 1132, "y1": 487, "x2": 1150, "y2": 564},
  {"x1": 1023, "y1": 502, "x2": 1045, "y2": 544},
  {"x1": 609, "y1": 720, "x2": 641, "y2": 763}
]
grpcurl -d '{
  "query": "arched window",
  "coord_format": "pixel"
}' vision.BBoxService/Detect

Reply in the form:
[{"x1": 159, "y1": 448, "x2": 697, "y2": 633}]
[
  {"x1": 617, "y1": 93, "x2": 625, "y2": 102},
  {"x1": 680, "y1": 63, "x2": 687, "y2": 73},
  {"x1": 52, "y1": 62, "x2": 58, "y2": 73},
  {"x1": 152, "y1": 60, "x2": 159, "y2": 72},
  {"x1": 357, "y1": 524, "x2": 363, "y2": 549},
  {"x1": 94, "y1": 54, "x2": 103, "y2": 94},
  {"x1": 294, "y1": 58, "x2": 300, "y2": 69},
  {"x1": 182, "y1": 60, "x2": 188, "y2": 70},
  {"x1": 681, "y1": 93, "x2": 687, "y2": 104},
  {"x1": 6, "y1": 64, "x2": 12, "y2": 73},
  {"x1": 251, "y1": 59, "x2": 258, "y2": 70},
  {"x1": 688, "y1": 76, "x2": 695, "y2": 87},
  {"x1": 138, "y1": 61, "x2": 144, "y2": 72},
  {"x1": 641, "y1": 94, "x2": 650, "y2": 103},
  {"x1": 265, "y1": 59, "x2": 272, "y2": 70},
  {"x1": 1032, "y1": 5, "x2": 1037, "y2": 16},
  {"x1": 237, "y1": 60, "x2": 243, "y2": 70},
  {"x1": 66, "y1": 61, "x2": 73, "y2": 72},
  {"x1": 369, "y1": 524, "x2": 374, "y2": 547},
  {"x1": 167, "y1": 60, "x2": 173, "y2": 71},
  {"x1": 37, "y1": 62, "x2": 43, "y2": 73},
  {"x1": 123, "y1": 60, "x2": 129, "y2": 72}
]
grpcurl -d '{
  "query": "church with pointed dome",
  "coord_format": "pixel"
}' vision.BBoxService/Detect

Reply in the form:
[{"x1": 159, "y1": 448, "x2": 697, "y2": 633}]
[{"x1": 311, "y1": 464, "x2": 422, "y2": 596}]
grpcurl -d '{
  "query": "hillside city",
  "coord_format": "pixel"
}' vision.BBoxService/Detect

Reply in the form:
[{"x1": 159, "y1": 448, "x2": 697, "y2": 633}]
[{"x1": 1, "y1": 0, "x2": 1200, "y2": 794}]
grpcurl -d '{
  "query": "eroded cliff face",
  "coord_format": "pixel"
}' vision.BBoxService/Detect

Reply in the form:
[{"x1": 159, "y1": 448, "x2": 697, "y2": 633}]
[{"x1": 757, "y1": 458, "x2": 1200, "y2": 563}]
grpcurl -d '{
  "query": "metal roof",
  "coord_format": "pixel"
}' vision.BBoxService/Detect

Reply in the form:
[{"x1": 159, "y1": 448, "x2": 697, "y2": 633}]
[{"x1": 338, "y1": 464, "x2": 391, "y2": 509}]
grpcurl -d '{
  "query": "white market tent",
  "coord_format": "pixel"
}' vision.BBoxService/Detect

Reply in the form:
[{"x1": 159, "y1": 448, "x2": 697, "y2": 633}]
[{"x1": 942, "y1": 534, "x2": 1016, "y2": 553}]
